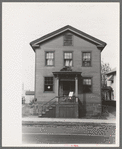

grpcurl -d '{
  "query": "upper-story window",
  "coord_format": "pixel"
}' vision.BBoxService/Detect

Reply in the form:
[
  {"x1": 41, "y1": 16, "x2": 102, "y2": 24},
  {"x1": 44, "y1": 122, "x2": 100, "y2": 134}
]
[
  {"x1": 45, "y1": 52, "x2": 54, "y2": 66},
  {"x1": 64, "y1": 34, "x2": 73, "y2": 46},
  {"x1": 83, "y1": 78, "x2": 92, "y2": 93},
  {"x1": 64, "y1": 52, "x2": 73, "y2": 67},
  {"x1": 82, "y1": 52, "x2": 91, "y2": 67}
]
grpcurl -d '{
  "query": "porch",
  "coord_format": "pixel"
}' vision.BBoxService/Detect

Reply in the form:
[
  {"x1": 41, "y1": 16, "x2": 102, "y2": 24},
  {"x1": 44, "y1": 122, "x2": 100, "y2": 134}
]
[
  {"x1": 53, "y1": 70, "x2": 82, "y2": 98},
  {"x1": 52, "y1": 70, "x2": 81, "y2": 118}
]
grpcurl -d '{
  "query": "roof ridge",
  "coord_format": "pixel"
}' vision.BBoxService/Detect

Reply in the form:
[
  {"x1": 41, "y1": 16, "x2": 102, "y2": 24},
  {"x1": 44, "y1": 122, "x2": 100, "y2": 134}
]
[{"x1": 30, "y1": 25, "x2": 107, "y2": 52}]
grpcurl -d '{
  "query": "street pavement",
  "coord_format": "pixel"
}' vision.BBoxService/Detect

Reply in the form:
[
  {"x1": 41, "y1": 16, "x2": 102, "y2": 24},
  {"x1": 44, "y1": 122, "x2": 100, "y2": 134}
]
[
  {"x1": 22, "y1": 133, "x2": 115, "y2": 144},
  {"x1": 22, "y1": 115, "x2": 116, "y2": 144},
  {"x1": 22, "y1": 124, "x2": 115, "y2": 144}
]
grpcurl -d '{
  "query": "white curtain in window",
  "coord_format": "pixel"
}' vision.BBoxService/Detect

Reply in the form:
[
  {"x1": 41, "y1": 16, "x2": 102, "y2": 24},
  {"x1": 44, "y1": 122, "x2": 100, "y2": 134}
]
[
  {"x1": 65, "y1": 60, "x2": 69, "y2": 66},
  {"x1": 69, "y1": 60, "x2": 72, "y2": 66},
  {"x1": 47, "y1": 59, "x2": 53, "y2": 65},
  {"x1": 65, "y1": 60, "x2": 72, "y2": 66}
]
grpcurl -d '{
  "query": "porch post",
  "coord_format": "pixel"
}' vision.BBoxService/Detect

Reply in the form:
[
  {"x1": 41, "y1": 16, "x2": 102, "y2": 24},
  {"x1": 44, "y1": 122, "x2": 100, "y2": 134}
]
[
  {"x1": 75, "y1": 75, "x2": 78, "y2": 102},
  {"x1": 56, "y1": 76, "x2": 59, "y2": 102}
]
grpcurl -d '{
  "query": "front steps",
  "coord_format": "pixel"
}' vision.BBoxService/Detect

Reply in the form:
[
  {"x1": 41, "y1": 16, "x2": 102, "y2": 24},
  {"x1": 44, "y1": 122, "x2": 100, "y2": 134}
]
[
  {"x1": 36, "y1": 96, "x2": 81, "y2": 118},
  {"x1": 38, "y1": 104, "x2": 56, "y2": 118}
]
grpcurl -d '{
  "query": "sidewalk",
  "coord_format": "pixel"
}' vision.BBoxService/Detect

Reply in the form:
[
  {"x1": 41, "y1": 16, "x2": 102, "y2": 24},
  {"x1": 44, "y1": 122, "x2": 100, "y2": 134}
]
[{"x1": 22, "y1": 114, "x2": 116, "y2": 126}]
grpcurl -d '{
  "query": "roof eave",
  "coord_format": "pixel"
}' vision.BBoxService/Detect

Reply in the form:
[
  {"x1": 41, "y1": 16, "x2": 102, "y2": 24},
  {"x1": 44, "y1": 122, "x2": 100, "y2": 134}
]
[
  {"x1": 30, "y1": 38, "x2": 107, "y2": 52},
  {"x1": 106, "y1": 71, "x2": 116, "y2": 75},
  {"x1": 30, "y1": 25, "x2": 107, "y2": 51},
  {"x1": 30, "y1": 42, "x2": 40, "y2": 52},
  {"x1": 97, "y1": 43, "x2": 107, "y2": 52}
]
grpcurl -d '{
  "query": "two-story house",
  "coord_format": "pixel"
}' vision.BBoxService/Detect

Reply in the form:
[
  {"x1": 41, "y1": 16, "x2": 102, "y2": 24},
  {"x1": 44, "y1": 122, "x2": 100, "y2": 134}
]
[{"x1": 30, "y1": 25, "x2": 107, "y2": 118}]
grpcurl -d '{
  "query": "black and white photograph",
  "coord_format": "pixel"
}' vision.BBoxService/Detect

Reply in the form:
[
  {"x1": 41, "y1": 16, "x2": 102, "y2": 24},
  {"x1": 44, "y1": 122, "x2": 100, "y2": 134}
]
[{"x1": 2, "y1": 2, "x2": 120, "y2": 147}]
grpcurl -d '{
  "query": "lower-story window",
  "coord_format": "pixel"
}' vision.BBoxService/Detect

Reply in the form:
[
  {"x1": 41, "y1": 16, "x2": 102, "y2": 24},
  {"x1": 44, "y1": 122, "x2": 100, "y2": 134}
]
[
  {"x1": 44, "y1": 77, "x2": 53, "y2": 92},
  {"x1": 83, "y1": 78, "x2": 92, "y2": 93}
]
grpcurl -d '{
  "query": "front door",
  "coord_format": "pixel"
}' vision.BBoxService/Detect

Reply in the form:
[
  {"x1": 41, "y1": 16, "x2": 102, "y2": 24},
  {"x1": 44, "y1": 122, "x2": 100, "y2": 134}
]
[{"x1": 59, "y1": 80, "x2": 75, "y2": 96}]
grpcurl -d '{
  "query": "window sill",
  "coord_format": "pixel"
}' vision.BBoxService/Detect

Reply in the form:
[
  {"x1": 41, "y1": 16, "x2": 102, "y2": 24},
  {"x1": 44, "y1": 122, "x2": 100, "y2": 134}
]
[
  {"x1": 82, "y1": 92, "x2": 92, "y2": 94},
  {"x1": 63, "y1": 45, "x2": 73, "y2": 46},
  {"x1": 43, "y1": 91, "x2": 55, "y2": 93},
  {"x1": 45, "y1": 65, "x2": 55, "y2": 67},
  {"x1": 64, "y1": 66, "x2": 73, "y2": 67},
  {"x1": 82, "y1": 66, "x2": 92, "y2": 67}
]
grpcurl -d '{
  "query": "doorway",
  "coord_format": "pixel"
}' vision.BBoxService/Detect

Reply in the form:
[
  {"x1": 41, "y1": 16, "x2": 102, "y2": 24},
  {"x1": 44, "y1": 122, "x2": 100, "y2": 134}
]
[{"x1": 59, "y1": 80, "x2": 75, "y2": 96}]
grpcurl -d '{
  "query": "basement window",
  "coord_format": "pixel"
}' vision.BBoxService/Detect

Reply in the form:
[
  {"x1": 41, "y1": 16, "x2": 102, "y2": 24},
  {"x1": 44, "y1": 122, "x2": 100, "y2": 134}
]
[
  {"x1": 83, "y1": 78, "x2": 92, "y2": 93},
  {"x1": 44, "y1": 77, "x2": 54, "y2": 92}
]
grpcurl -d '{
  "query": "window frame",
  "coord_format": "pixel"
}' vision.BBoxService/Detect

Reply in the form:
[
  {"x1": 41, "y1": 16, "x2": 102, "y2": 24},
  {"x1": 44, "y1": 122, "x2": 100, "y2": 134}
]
[
  {"x1": 63, "y1": 51, "x2": 73, "y2": 67},
  {"x1": 44, "y1": 76, "x2": 54, "y2": 92},
  {"x1": 82, "y1": 77, "x2": 92, "y2": 93},
  {"x1": 45, "y1": 51, "x2": 55, "y2": 67},
  {"x1": 63, "y1": 33, "x2": 73, "y2": 46},
  {"x1": 82, "y1": 51, "x2": 92, "y2": 67}
]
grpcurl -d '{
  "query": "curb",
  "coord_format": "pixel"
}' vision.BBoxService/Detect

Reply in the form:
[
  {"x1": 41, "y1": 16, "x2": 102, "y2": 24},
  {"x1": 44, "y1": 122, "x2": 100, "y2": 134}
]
[{"x1": 22, "y1": 121, "x2": 116, "y2": 126}]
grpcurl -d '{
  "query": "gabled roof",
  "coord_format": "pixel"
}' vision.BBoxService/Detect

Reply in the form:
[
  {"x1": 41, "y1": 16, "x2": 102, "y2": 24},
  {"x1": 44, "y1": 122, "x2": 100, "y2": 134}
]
[
  {"x1": 106, "y1": 68, "x2": 116, "y2": 75},
  {"x1": 30, "y1": 25, "x2": 107, "y2": 52}
]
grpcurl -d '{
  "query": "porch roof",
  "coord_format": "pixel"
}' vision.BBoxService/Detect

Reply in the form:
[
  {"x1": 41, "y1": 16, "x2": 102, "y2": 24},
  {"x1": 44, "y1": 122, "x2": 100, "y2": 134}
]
[{"x1": 52, "y1": 71, "x2": 82, "y2": 77}]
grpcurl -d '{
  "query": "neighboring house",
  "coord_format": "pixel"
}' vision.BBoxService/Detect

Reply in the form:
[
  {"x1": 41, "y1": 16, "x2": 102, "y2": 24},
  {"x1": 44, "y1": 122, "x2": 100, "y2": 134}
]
[
  {"x1": 30, "y1": 25, "x2": 107, "y2": 118},
  {"x1": 101, "y1": 86, "x2": 113, "y2": 101},
  {"x1": 25, "y1": 91, "x2": 35, "y2": 103},
  {"x1": 106, "y1": 68, "x2": 116, "y2": 100},
  {"x1": 22, "y1": 83, "x2": 26, "y2": 104},
  {"x1": 21, "y1": 83, "x2": 35, "y2": 103}
]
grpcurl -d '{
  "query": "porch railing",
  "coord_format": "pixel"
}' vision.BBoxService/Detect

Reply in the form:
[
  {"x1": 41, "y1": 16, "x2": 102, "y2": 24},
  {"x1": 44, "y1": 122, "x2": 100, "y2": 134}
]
[
  {"x1": 38, "y1": 96, "x2": 57, "y2": 116},
  {"x1": 34, "y1": 95, "x2": 79, "y2": 117},
  {"x1": 58, "y1": 95, "x2": 78, "y2": 103}
]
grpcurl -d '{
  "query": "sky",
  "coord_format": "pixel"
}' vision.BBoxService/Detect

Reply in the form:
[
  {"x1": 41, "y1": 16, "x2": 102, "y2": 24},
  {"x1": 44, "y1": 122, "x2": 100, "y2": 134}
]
[{"x1": 3, "y1": 3, "x2": 119, "y2": 91}]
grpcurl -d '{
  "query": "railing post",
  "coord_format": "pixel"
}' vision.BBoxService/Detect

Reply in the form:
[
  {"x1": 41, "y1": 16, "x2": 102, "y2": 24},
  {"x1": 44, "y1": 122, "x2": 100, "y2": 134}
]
[
  {"x1": 38, "y1": 105, "x2": 41, "y2": 116},
  {"x1": 42, "y1": 106, "x2": 44, "y2": 113},
  {"x1": 76, "y1": 98, "x2": 78, "y2": 102},
  {"x1": 75, "y1": 75, "x2": 78, "y2": 102},
  {"x1": 56, "y1": 76, "x2": 59, "y2": 103}
]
